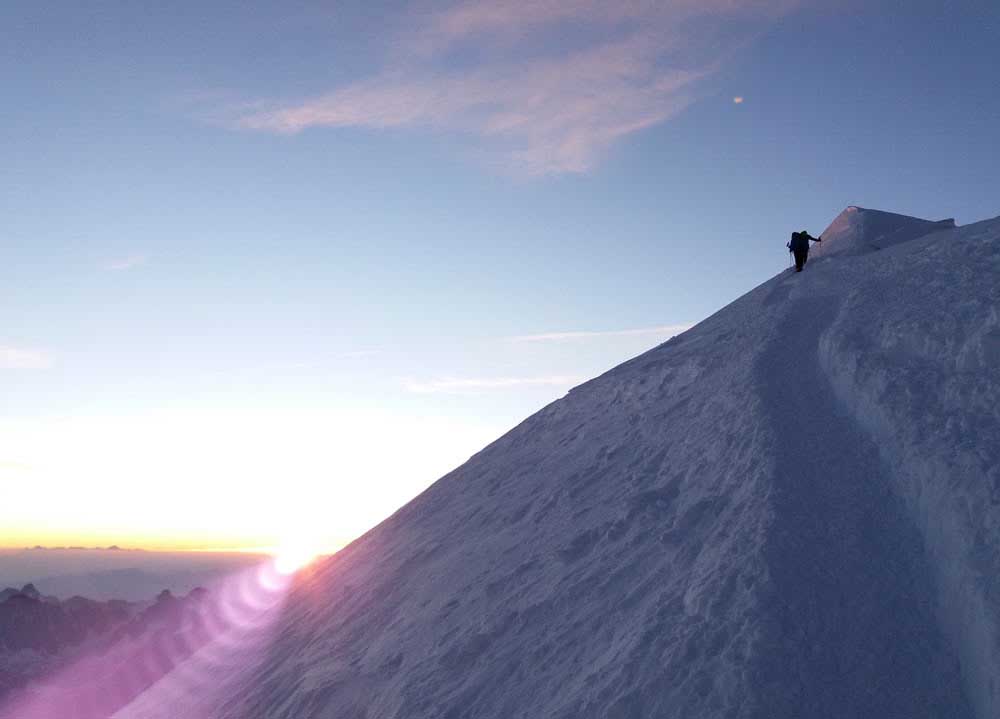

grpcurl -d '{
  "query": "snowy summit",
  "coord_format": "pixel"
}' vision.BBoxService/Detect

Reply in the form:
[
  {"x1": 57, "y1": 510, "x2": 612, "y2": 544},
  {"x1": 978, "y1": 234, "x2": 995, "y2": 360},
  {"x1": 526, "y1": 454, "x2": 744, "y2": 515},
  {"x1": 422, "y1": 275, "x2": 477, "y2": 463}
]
[
  {"x1": 109, "y1": 208, "x2": 1000, "y2": 718},
  {"x1": 812, "y1": 206, "x2": 957, "y2": 258}
]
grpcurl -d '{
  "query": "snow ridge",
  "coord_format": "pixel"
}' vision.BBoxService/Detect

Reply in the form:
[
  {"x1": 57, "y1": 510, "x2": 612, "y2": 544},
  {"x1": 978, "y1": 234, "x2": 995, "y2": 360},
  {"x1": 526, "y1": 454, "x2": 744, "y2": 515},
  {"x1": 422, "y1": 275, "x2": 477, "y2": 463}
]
[
  {"x1": 812, "y1": 205, "x2": 956, "y2": 258},
  {"x1": 115, "y1": 209, "x2": 1000, "y2": 719}
]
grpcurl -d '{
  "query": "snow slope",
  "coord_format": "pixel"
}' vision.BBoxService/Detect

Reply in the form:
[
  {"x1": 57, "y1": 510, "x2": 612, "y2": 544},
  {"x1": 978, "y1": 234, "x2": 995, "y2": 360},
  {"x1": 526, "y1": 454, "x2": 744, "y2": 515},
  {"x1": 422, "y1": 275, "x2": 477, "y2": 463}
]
[{"x1": 117, "y1": 208, "x2": 999, "y2": 719}]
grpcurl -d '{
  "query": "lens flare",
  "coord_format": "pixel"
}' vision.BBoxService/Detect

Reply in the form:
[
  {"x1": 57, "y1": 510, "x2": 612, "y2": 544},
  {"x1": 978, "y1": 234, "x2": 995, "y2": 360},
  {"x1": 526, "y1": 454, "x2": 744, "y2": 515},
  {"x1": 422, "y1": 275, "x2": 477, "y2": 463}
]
[{"x1": 0, "y1": 560, "x2": 293, "y2": 719}]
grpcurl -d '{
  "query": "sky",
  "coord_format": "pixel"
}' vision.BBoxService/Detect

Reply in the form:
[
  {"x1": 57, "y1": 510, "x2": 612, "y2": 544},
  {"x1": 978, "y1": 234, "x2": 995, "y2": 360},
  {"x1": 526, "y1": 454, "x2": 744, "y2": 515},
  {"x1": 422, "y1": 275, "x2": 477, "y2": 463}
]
[{"x1": 2, "y1": 0, "x2": 998, "y2": 553}]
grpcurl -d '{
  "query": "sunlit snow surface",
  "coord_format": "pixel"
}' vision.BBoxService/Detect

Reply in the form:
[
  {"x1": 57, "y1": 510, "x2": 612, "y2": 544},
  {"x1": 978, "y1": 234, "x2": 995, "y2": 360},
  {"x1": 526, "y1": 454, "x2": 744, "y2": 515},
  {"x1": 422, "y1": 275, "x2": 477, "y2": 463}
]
[{"x1": 109, "y1": 209, "x2": 1000, "y2": 718}]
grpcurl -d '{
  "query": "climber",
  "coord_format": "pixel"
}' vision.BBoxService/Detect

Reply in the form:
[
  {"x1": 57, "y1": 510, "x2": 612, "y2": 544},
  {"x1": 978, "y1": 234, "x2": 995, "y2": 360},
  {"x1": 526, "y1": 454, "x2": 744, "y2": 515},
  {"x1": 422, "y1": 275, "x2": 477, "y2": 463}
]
[{"x1": 788, "y1": 230, "x2": 822, "y2": 272}]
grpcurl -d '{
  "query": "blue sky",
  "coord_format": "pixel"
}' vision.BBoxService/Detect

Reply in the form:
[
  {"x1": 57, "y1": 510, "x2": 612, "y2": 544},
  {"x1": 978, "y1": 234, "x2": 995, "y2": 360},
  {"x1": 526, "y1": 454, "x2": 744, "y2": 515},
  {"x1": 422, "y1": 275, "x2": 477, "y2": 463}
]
[{"x1": 2, "y1": 0, "x2": 998, "y2": 550}]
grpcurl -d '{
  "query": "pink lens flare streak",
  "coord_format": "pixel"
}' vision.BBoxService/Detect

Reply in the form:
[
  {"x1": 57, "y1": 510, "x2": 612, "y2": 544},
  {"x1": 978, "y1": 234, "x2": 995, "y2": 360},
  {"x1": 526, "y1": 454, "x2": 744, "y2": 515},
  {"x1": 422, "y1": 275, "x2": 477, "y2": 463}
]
[{"x1": 0, "y1": 558, "x2": 296, "y2": 719}]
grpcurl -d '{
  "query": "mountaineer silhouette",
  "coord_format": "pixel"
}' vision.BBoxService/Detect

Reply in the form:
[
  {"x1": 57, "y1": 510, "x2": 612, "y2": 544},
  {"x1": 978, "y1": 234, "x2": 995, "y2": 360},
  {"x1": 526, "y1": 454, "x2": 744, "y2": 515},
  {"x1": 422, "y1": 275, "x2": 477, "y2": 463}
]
[
  {"x1": 785, "y1": 230, "x2": 823, "y2": 272},
  {"x1": 788, "y1": 230, "x2": 822, "y2": 271}
]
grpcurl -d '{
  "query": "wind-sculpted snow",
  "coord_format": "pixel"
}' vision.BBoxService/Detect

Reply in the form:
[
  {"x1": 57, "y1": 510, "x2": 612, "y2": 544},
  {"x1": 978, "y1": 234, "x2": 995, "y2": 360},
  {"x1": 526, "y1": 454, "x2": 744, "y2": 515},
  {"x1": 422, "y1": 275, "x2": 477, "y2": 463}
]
[{"x1": 116, "y1": 208, "x2": 999, "y2": 719}]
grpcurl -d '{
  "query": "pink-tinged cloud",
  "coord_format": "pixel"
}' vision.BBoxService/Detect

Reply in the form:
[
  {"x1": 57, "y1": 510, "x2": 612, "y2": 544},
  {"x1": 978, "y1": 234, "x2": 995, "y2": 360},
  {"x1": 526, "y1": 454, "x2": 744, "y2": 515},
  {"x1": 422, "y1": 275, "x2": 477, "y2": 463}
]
[
  {"x1": 235, "y1": 0, "x2": 800, "y2": 175},
  {"x1": 420, "y1": 0, "x2": 794, "y2": 48}
]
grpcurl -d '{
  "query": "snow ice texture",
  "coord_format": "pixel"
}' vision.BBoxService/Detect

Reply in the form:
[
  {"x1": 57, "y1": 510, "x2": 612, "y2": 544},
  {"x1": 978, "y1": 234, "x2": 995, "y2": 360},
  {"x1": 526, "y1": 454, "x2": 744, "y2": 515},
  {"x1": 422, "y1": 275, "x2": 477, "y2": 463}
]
[{"x1": 118, "y1": 208, "x2": 1000, "y2": 719}]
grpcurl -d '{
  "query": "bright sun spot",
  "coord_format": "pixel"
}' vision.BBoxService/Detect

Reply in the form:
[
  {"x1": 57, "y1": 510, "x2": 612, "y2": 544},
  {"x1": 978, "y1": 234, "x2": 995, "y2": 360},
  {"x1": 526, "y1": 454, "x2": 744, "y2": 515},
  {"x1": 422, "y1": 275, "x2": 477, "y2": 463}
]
[{"x1": 273, "y1": 539, "x2": 320, "y2": 575}]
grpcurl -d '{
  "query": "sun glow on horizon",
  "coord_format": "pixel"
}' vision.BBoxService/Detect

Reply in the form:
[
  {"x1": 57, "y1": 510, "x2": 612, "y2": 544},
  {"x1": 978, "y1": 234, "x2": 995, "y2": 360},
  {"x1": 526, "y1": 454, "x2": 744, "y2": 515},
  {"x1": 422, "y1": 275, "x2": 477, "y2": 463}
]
[
  {"x1": 272, "y1": 535, "x2": 325, "y2": 575},
  {"x1": 0, "y1": 408, "x2": 503, "y2": 555}
]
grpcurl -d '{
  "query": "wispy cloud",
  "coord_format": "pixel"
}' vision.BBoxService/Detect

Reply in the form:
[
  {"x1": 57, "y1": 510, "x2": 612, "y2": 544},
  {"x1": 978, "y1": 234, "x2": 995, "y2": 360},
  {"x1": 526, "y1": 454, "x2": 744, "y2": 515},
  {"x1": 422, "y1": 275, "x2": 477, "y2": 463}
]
[
  {"x1": 405, "y1": 375, "x2": 583, "y2": 394},
  {"x1": 333, "y1": 349, "x2": 382, "y2": 360},
  {"x1": 0, "y1": 346, "x2": 54, "y2": 370},
  {"x1": 104, "y1": 255, "x2": 148, "y2": 271},
  {"x1": 233, "y1": 0, "x2": 800, "y2": 174},
  {"x1": 509, "y1": 324, "x2": 693, "y2": 343}
]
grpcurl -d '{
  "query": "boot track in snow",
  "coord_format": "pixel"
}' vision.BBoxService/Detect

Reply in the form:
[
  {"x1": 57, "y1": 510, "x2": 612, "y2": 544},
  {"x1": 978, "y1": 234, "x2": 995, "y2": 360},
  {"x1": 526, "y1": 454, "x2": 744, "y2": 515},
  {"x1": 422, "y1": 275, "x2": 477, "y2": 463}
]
[{"x1": 750, "y1": 287, "x2": 972, "y2": 718}]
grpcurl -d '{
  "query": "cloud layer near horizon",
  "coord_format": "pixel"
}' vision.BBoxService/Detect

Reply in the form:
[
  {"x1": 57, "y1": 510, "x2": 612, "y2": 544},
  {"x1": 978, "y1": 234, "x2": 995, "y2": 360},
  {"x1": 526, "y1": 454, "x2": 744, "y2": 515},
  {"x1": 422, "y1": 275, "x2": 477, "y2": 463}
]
[
  {"x1": 405, "y1": 375, "x2": 583, "y2": 394},
  {"x1": 236, "y1": 0, "x2": 799, "y2": 174},
  {"x1": 509, "y1": 324, "x2": 693, "y2": 343}
]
